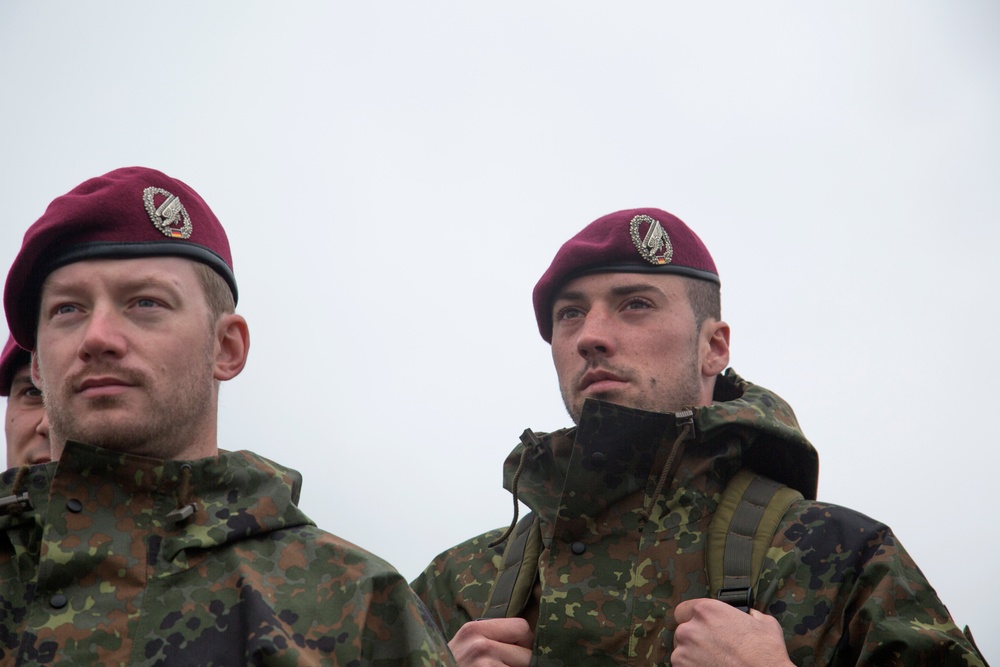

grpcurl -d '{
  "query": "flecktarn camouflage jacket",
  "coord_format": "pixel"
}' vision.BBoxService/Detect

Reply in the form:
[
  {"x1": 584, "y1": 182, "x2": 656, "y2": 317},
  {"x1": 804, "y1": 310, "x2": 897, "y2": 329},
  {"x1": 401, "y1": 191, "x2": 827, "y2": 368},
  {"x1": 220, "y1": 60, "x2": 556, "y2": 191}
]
[
  {"x1": 412, "y1": 369, "x2": 985, "y2": 666},
  {"x1": 0, "y1": 441, "x2": 452, "y2": 666}
]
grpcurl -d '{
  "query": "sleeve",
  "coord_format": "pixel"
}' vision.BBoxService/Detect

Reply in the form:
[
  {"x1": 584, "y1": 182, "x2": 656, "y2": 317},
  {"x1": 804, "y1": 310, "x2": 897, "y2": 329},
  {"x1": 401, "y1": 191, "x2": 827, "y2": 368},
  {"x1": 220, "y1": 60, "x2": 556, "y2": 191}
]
[
  {"x1": 255, "y1": 527, "x2": 455, "y2": 666},
  {"x1": 757, "y1": 501, "x2": 987, "y2": 667},
  {"x1": 411, "y1": 528, "x2": 507, "y2": 641},
  {"x1": 355, "y1": 567, "x2": 456, "y2": 667}
]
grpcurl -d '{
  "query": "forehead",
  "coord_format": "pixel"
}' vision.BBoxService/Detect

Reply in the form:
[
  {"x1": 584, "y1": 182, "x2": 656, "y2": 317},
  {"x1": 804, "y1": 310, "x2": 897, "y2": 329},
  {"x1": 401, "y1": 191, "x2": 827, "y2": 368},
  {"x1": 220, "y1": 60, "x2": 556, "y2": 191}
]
[
  {"x1": 41, "y1": 256, "x2": 202, "y2": 295},
  {"x1": 554, "y1": 271, "x2": 692, "y2": 301}
]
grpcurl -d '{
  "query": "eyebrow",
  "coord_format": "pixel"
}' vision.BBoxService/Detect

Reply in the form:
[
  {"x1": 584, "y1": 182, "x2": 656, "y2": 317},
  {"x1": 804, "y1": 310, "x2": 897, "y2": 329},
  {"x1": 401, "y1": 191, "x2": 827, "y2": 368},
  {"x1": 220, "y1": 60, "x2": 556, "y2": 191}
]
[
  {"x1": 554, "y1": 282, "x2": 667, "y2": 303},
  {"x1": 42, "y1": 274, "x2": 184, "y2": 299}
]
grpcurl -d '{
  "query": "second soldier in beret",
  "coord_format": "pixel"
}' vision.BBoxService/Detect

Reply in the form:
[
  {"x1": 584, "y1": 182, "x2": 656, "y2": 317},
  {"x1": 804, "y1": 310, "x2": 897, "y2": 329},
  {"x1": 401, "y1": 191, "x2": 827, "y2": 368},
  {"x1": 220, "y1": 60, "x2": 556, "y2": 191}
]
[{"x1": 411, "y1": 208, "x2": 987, "y2": 666}]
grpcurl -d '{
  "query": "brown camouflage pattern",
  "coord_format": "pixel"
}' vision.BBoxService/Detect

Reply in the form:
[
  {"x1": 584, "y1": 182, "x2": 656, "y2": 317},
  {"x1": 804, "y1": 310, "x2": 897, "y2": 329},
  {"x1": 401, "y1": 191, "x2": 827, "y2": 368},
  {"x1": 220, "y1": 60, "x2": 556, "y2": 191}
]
[
  {"x1": 0, "y1": 441, "x2": 453, "y2": 666},
  {"x1": 412, "y1": 369, "x2": 985, "y2": 666}
]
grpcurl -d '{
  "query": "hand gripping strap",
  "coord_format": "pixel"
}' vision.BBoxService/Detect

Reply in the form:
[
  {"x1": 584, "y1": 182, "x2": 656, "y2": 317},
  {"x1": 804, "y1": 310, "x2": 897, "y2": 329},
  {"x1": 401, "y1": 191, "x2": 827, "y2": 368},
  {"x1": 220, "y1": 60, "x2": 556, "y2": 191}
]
[
  {"x1": 707, "y1": 469, "x2": 802, "y2": 613},
  {"x1": 482, "y1": 512, "x2": 542, "y2": 619}
]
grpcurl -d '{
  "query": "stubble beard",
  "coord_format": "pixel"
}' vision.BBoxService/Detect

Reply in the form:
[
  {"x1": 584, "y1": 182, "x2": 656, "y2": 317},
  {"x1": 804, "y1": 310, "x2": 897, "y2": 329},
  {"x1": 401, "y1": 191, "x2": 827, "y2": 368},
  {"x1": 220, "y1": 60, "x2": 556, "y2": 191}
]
[
  {"x1": 561, "y1": 338, "x2": 704, "y2": 425},
  {"x1": 43, "y1": 339, "x2": 217, "y2": 460}
]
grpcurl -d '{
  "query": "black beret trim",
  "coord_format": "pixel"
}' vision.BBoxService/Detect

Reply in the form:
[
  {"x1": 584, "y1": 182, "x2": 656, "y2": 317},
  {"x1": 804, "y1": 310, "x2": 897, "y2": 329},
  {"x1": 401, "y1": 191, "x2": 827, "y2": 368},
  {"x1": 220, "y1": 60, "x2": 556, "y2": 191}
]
[
  {"x1": 569, "y1": 262, "x2": 721, "y2": 286},
  {"x1": 43, "y1": 241, "x2": 239, "y2": 304}
]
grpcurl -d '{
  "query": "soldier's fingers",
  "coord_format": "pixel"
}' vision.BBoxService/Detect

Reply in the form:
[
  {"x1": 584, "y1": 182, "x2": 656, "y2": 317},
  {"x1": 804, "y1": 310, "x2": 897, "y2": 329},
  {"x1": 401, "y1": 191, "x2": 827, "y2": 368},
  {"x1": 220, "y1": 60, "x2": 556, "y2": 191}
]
[
  {"x1": 673, "y1": 598, "x2": 708, "y2": 625},
  {"x1": 450, "y1": 619, "x2": 534, "y2": 665},
  {"x1": 472, "y1": 618, "x2": 532, "y2": 646}
]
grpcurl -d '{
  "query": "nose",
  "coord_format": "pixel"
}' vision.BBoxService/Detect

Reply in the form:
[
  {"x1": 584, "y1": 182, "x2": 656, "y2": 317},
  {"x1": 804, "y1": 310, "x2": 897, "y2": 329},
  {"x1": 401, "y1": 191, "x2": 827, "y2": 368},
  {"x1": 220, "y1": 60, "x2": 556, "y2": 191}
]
[
  {"x1": 576, "y1": 308, "x2": 615, "y2": 360},
  {"x1": 36, "y1": 411, "x2": 50, "y2": 439},
  {"x1": 78, "y1": 306, "x2": 127, "y2": 362}
]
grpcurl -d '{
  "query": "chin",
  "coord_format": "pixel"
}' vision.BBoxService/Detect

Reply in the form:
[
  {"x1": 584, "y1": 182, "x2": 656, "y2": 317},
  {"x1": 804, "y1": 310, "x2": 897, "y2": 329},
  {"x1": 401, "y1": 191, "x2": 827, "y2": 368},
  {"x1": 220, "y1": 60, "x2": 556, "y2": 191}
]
[{"x1": 584, "y1": 389, "x2": 626, "y2": 405}]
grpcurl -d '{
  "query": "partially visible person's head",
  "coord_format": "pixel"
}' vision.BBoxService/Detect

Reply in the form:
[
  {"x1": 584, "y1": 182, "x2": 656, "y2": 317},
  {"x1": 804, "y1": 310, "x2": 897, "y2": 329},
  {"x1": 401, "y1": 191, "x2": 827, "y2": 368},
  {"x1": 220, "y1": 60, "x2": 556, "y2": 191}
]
[
  {"x1": 533, "y1": 208, "x2": 730, "y2": 423},
  {"x1": 4, "y1": 167, "x2": 249, "y2": 460},
  {"x1": 2, "y1": 334, "x2": 51, "y2": 467}
]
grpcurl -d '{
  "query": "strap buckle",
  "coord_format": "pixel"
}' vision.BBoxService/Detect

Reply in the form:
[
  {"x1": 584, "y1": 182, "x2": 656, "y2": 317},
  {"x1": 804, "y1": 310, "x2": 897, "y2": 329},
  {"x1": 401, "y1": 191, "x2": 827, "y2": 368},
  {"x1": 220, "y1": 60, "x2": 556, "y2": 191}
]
[{"x1": 717, "y1": 586, "x2": 753, "y2": 614}]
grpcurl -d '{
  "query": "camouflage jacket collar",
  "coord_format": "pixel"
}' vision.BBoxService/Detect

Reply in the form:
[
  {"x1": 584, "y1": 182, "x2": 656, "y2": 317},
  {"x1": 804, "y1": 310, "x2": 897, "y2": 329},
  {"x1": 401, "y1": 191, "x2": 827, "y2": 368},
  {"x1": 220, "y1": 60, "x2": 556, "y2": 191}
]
[
  {"x1": 501, "y1": 369, "x2": 819, "y2": 526},
  {"x1": 0, "y1": 441, "x2": 315, "y2": 562}
]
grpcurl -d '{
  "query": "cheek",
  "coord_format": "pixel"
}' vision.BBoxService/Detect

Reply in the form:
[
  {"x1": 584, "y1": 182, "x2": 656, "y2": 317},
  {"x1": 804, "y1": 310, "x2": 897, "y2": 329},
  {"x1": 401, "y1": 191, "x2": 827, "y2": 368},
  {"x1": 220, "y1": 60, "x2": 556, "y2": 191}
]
[
  {"x1": 5, "y1": 411, "x2": 24, "y2": 441},
  {"x1": 552, "y1": 349, "x2": 577, "y2": 383},
  {"x1": 34, "y1": 354, "x2": 65, "y2": 391}
]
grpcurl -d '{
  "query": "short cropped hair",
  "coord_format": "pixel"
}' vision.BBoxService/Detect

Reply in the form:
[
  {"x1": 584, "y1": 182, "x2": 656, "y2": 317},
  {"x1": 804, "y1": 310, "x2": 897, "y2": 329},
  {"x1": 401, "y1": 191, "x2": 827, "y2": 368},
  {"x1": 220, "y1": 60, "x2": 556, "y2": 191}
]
[
  {"x1": 686, "y1": 278, "x2": 721, "y2": 329},
  {"x1": 194, "y1": 263, "x2": 236, "y2": 321}
]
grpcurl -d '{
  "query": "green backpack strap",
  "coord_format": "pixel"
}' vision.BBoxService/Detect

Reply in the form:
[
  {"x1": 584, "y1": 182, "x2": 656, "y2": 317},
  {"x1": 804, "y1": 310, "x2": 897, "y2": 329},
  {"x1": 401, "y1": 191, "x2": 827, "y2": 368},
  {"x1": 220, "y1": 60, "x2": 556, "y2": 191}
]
[
  {"x1": 707, "y1": 469, "x2": 803, "y2": 612},
  {"x1": 482, "y1": 511, "x2": 542, "y2": 619}
]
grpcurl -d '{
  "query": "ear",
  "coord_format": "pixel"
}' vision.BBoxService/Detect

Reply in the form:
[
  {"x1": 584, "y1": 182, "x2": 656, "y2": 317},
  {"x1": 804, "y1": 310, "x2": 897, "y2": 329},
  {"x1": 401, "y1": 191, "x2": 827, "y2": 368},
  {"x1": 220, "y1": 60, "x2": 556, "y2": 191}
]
[
  {"x1": 213, "y1": 314, "x2": 250, "y2": 381},
  {"x1": 700, "y1": 319, "x2": 730, "y2": 378},
  {"x1": 30, "y1": 351, "x2": 43, "y2": 390}
]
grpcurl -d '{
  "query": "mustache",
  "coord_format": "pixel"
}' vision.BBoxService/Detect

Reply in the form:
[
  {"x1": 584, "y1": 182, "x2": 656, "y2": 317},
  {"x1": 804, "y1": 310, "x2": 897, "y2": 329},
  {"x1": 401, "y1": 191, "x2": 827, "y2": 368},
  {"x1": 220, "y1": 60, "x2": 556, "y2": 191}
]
[
  {"x1": 574, "y1": 361, "x2": 631, "y2": 386},
  {"x1": 65, "y1": 365, "x2": 148, "y2": 392}
]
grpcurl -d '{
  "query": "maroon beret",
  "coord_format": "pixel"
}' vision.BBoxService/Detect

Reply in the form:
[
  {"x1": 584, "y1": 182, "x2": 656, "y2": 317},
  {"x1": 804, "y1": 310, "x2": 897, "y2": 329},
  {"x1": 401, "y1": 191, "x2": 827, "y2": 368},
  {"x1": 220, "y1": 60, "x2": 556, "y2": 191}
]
[
  {"x1": 4, "y1": 167, "x2": 237, "y2": 350},
  {"x1": 532, "y1": 208, "x2": 719, "y2": 342},
  {"x1": 0, "y1": 334, "x2": 31, "y2": 397}
]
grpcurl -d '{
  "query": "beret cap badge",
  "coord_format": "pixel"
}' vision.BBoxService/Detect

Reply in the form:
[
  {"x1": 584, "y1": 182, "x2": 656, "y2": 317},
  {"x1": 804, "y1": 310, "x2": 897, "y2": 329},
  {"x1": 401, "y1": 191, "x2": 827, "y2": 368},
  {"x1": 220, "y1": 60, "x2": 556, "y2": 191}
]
[
  {"x1": 143, "y1": 186, "x2": 192, "y2": 239},
  {"x1": 630, "y1": 214, "x2": 673, "y2": 266}
]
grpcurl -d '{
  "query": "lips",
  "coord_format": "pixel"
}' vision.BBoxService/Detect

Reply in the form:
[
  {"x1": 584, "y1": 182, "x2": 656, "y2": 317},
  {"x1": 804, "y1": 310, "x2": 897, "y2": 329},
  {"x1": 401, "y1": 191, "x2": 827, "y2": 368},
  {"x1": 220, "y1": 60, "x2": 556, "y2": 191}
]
[
  {"x1": 76, "y1": 375, "x2": 135, "y2": 397},
  {"x1": 578, "y1": 369, "x2": 627, "y2": 392},
  {"x1": 78, "y1": 376, "x2": 131, "y2": 390}
]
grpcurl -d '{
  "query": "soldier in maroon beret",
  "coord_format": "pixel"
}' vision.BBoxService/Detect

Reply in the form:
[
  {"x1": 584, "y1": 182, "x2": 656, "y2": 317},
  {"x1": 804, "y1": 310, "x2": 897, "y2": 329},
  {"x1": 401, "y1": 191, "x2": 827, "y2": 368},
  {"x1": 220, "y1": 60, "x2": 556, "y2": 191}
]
[
  {"x1": 0, "y1": 167, "x2": 454, "y2": 664},
  {"x1": 412, "y1": 208, "x2": 987, "y2": 666},
  {"x1": 4, "y1": 167, "x2": 241, "y2": 463},
  {"x1": 1, "y1": 334, "x2": 51, "y2": 467}
]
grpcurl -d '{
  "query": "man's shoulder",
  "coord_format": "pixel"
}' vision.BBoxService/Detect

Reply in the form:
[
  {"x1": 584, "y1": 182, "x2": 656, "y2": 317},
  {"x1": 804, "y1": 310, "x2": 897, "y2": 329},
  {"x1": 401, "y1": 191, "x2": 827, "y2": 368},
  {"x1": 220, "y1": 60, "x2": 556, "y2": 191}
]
[
  {"x1": 412, "y1": 527, "x2": 507, "y2": 597},
  {"x1": 759, "y1": 498, "x2": 985, "y2": 665},
  {"x1": 777, "y1": 498, "x2": 894, "y2": 551},
  {"x1": 759, "y1": 497, "x2": 910, "y2": 601},
  {"x1": 410, "y1": 526, "x2": 508, "y2": 637},
  {"x1": 421, "y1": 526, "x2": 507, "y2": 575},
  {"x1": 203, "y1": 500, "x2": 413, "y2": 590},
  {"x1": 289, "y1": 524, "x2": 408, "y2": 578},
  {"x1": 206, "y1": 450, "x2": 412, "y2": 586}
]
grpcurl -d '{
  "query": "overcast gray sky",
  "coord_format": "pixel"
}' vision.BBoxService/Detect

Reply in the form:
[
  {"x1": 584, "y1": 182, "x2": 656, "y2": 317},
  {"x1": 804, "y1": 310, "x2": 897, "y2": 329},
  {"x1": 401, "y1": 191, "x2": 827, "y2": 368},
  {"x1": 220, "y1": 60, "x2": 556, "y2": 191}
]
[{"x1": 2, "y1": 2, "x2": 997, "y2": 659}]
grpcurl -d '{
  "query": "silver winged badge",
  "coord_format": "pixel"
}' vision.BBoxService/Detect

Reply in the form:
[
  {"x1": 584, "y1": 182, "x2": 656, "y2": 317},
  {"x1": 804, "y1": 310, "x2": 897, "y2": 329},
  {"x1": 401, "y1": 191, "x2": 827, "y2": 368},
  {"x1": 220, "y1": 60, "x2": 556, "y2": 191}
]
[
  {"x1": 629, "y1": 214, "x2": 673, "y2": 265},
  {"x1": 143, "y1": 186, "x2": 193, "y2": 239}
]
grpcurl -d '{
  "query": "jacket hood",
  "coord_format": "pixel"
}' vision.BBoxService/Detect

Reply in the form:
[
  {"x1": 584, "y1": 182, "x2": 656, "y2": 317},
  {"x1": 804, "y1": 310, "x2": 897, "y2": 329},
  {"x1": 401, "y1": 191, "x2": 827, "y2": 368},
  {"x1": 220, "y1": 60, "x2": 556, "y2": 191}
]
[{"x1": 698, "y1": 369, "x2": 818, "y2": 499}]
